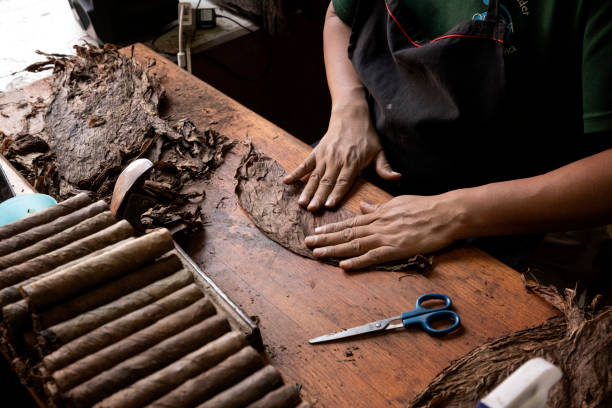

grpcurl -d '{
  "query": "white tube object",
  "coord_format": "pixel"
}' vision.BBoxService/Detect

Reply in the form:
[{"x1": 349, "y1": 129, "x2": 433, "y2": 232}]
[
  {"x1": 177, "y1": 4, "x2": 185, "y2": 69},
  {"x1": 477, "y1": 358, "x2": 562, "y2": 408}
]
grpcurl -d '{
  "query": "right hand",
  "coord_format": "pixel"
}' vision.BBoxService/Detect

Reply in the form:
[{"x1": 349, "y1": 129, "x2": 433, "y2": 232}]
[{"x1": 283, "y1": 103, "x2": 401, "y2": 211}]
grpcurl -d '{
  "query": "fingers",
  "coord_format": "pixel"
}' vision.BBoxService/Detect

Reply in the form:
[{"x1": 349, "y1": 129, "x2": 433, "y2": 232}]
[
  {"x1": 311, "y1": 235, "x2": 381, "y2": 259},
  {"x1": 339, "y1": 246, "x2": 399, "y2": 270},
  {"x1": 314, "y1": 213, "x2": 376, "y2": 235},
  {"x1": 305, "y1": 225, "x2": 371, "y2": 248},
  {"x1": 307, "y1": 165, "x2": 341, "y2": 211},
  {"x1": 360, "y1": 201, "x2": 379, "y2": 214},
  {"x1": 283, "y1": 153, "x2": 316, "y2": 184},
  {"x1": 324, "y1": 165, "x2": 357, "y2": 208},
  {"x1": 374, "y1": 151, "x2": 401, "y2": 181},
  {"x1": 298, "y1": 162, "x2": 325, "y2": 206}
]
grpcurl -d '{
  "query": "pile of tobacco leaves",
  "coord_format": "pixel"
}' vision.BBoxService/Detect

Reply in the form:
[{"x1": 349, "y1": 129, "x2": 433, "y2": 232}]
[
  {"x1": 0, "y1": 44, "x2": 234, "y2": 233},
  {"x1": 409, "y1": 278, "x2": 611, "y2": 407}
]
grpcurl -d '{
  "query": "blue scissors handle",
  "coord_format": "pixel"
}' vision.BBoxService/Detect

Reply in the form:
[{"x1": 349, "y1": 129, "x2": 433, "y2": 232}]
[
  {"x1": 400, "y1": 293, "x2": 460, "y2": 336},
  {"x1": 402, "y1": 310, "x2": 461, "y2": 336},
  {"x1": 401, "y1": 293, "x2": 452, "y2": 319}
]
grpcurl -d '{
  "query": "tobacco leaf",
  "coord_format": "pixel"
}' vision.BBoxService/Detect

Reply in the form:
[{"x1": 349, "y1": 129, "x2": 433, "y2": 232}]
[
  {"x1": 234, "y1": 142, "x2": 432, "y2": 272},
  {"x1": 409, "y1": 280, "x2": 611, "y2": 408},
  {"x1": 0, "y1": 44, "x2": 235, "y2": 233}
]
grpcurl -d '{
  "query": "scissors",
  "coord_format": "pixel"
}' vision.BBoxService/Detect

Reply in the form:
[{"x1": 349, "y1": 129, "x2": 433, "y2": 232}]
[{"x1": 309, "y1": 293, "x2": 460, "y2": 344}]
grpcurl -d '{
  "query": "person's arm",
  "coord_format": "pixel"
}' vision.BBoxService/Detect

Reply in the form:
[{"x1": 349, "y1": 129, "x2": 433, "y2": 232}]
[
  {"x1": 283, "y1": 2, "x2": 400, "y2": 211},
  {"x1": 305, "y1": 148, "x2": 612, "y2": 270}
]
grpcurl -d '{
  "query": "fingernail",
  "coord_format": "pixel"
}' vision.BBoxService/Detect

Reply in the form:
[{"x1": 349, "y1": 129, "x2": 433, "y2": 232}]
[
  {"x1": 314, "y1": 226, "x2": 323, "y2": 234},
  {"x1": 298, "y1": 195, "x2": 307, "y2": 206},
  {"x1": 313, "y1": 248, "x2": 326, "y2": 257},
  {"x1": 305, "y1": 236, "x2": 314, "y2": 245},
  {"x1": 307, "y1": 199, "x2": 320, "y2": 210},
  {"x1": 325, "y1": 197, "x2": 335, "y2": 207}
]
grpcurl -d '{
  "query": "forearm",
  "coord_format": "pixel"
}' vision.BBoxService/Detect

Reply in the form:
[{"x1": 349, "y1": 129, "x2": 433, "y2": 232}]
[
  {"x1": 450, "y1": 148, "x2": 612, "y2": 238},
  {"x1": 323, "y1": 2, "x2": 367, "y2": 112}
]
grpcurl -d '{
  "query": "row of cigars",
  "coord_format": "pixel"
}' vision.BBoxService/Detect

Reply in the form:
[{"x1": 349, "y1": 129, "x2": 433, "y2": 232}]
[{"x1": 0, "y1": 193, "x2": 311, "y2": 407}]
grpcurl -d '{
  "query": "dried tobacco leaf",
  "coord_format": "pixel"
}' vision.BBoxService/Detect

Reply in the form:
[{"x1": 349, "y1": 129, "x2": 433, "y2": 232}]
[
  {"x1": 1, "y1": 44, "x2": 234, "y2": 232},
  {"x1": 234, "y1": 142, "x2": 432, "y2": 272},
  {"x1": 409, "y1": 281, "x2": 611, "y2": 408}
]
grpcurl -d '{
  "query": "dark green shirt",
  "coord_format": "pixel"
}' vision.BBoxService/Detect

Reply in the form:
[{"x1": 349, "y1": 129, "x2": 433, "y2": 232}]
[{"x1": 333, "y1": 0, "x2": 612, "y2": 135}]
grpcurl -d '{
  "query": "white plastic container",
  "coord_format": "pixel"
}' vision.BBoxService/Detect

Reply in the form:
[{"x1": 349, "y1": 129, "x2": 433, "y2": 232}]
[{"x1": 477, "y1": 358, "x2": 562, "y2": 408}]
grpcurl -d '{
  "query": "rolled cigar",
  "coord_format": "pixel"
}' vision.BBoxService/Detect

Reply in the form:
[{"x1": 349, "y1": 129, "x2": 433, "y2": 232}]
[
  {"x1": 0, "y1": 211, "x2": 117, "y2": 270},
  {"x1": 52, "y1": 297, "x2": 219, "y2": 391},
  {"x1": 21, "y1": 228, "x2": 174, "y2": 311},
  {"x1": 0, "y1": 199, "x2": 107, "y2": 257},
  {"x1": 66, "y1": 314, "x2": 231, "y2": 408},
  {"x1": 43, "y1": 284, "x2": 204, "y2": 373},
  {"x1": 40, "y1": 269, "x2": 194, "y2": 348},
  {"x1": 94, "y1": 331, "x2": 248, "y2": 408},
  {"x1": 0, "y1": 193, "x2": 91, "y2": 241},
  {"x1": 149, "y1": 344, "x2": 263, "y2": 408},
  {"x1": 0, "y1": 220, "x2": 134, "y2": 290},
  {"x1": 0, "y1": 240, "x2": 131, "y2": 367},
  {"x1": 0, "y1": 238, "x2": 135, "y2": 310},
  {"x1": 246, "y1": 384, "x2": 301, "y2": 408},
  {"x1": 197, "y1": 365, "x2": 283, "y2": 408},
  {"x1": 36, "y1": 254, "x2": 182, "y2": 329},
  {"x1": 2, "y1": 300, "x2": 29, "y2": 349}
]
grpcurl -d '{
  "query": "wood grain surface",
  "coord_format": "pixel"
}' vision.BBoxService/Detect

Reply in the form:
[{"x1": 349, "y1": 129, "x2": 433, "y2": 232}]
[
  {"x1": 123, "y1": 44, "x2": 557, "y2": 407},
  {"x1": 1, "y1": 44, "x2": 557, "y2": 408}
]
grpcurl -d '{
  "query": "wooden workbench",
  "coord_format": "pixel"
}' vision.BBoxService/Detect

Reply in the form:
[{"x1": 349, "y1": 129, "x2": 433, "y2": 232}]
[{"x1": 1, "y1": 43, "x2": 557, "y2": 407}]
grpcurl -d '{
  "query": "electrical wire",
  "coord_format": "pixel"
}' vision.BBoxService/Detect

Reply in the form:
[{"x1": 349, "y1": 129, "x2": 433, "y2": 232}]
[
  {"x1": 177, "y1": 3, "x2": 186, "y2": 69},
  {"x1": 150, "y1": 5, "x2": 271, "y2": 80},
  {"x1": 216, "y1": 14, "x2": 256, "y2": 33},
  {"x1": 186, "y1": 33, "x2": 193, "y2": 73}
]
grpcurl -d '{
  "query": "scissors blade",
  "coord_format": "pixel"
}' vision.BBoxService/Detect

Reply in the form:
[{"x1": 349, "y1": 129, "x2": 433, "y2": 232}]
[{"x1": 309, "y1": 316, "x2": 400, "y2": 344}]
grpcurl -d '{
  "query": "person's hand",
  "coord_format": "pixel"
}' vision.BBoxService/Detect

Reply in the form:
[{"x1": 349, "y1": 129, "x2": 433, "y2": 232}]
[
  {"x1": 283, "y1": 104, "x2": 401, "y2": 211},
  {"x1": 304, "y1": 195, "x2": 464, "y2": 270}
]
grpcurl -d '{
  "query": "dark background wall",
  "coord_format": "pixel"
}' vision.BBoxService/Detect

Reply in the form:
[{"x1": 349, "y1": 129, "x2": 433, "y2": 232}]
[{"x1": 190, "y1": 2, "x2": 331, "y2": 145}]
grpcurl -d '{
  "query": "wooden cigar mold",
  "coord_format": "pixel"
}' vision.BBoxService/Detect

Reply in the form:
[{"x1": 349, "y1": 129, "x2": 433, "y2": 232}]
[{"x1": 0, "y1": 196, "x2": 310, "y2": 407}]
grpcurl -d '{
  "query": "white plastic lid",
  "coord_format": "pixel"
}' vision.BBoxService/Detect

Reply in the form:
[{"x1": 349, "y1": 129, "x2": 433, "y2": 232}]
[{"x1": 478, "y1": 358, "x2": 562, "y2": 408}]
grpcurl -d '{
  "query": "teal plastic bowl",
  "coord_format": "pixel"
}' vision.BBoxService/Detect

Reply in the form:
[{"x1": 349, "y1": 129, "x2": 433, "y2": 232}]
[{"x1": 0, "y1": 194, "x2": 57, "y2": 226}]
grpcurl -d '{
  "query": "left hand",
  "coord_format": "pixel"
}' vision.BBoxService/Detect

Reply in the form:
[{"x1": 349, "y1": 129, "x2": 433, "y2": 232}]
[{"x1": 305, "y1": 195, "x2": 464, "y2": 270}]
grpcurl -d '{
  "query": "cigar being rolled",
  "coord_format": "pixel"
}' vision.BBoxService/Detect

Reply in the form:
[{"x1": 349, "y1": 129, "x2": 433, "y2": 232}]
[
  {"x1": 196, "y1": 365, "x2": 283, "y2": 408},
  {"x1": 0, "y1": 199, "x2": 107, "y2": 257},
  {"x1": 246, "y1": 384, "x2": 302, "y2": 408},
  {"x1": 0, "y1": 193, "x2": 92, "y2": 241},
  {"x1": 65, "y1": 314, "x2": 231, "y2": 408},
  {"x1": 43, "y1": 284, "x2": 204, "y2": 373},
  {"x1": 0, "y1": 220, "x2": 134, "y2": 291},
  {"x1": 148, "y1": 344, "x2": 264, "y2": 408},
  {"x1": 0, "y1": 238, "x2": 135, "y2": 310},
  {"x1": 21, "y1": 228, "x2": 174, "y2": 311},
  {"x1": 0, "y1": 211, "x2": 117, "y2": 270},
  {"x1": 36, "y1": 253, "x2": 182, "y2": 329},
  {"x1": 39, "y1": 269, "x2": 195, "y2": 349},
  {"x1": 94, "y1": 331, "x2": 248, "y2": 408},
  {"x1": 52, "y1": 297, "x2": 218, "y2": 391}
]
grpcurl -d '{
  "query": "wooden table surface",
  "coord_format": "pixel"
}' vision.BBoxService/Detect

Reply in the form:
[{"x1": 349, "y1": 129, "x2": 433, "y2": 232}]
[{"x1": 1, "y1": 43, "x2": 557, "y2": 408}]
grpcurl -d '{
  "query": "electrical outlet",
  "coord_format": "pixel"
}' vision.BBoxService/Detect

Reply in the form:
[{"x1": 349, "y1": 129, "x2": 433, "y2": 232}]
[
  {"x1": 178, "y1": 2, "x2": 196, "y2": 32},
  {"x1": 197, "y1": 8, "x2": 217, "y2": 28}
]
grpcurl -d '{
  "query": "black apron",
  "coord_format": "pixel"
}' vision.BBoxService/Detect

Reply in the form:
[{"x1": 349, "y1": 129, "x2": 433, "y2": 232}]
[{"x1": 349, "y1": 0, "x2": 508, "y2": 195}]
